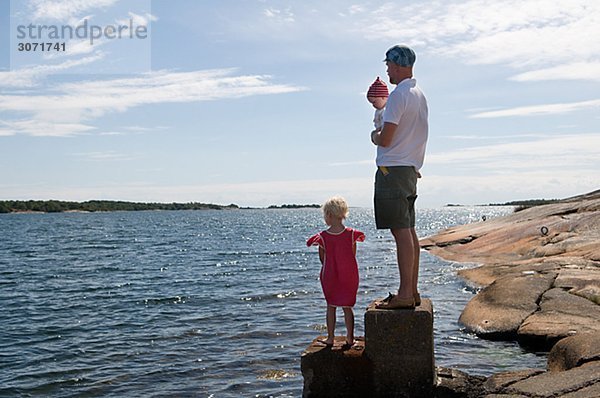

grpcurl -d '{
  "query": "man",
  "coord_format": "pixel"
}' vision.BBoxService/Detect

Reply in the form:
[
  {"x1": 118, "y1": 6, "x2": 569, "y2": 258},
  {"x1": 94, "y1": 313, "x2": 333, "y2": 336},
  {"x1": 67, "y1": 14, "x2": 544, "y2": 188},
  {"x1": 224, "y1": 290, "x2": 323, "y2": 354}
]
[{"x1": 371, "y1": 44, "x2": 428, "y2": 309}]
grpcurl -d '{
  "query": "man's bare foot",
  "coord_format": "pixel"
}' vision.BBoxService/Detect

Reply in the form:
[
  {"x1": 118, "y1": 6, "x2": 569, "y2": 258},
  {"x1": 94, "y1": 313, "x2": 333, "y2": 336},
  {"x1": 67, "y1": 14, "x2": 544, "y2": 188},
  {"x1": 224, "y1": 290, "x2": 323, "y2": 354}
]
[
  {"x1": 376, "y1": 295, "x2": 415, "y2": 309},
  {"x1": 414, "y1": 292, "x2": 421, "y2": 306},
  {"x1": 317, "y1": 337, "x2": 334, "y2": 346}
]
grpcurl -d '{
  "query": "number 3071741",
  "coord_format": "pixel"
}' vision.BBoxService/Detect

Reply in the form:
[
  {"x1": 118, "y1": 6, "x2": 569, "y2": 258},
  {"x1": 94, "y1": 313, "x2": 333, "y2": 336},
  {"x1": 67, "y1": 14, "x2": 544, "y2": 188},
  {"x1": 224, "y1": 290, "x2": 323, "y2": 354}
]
[{"x1": 17, "y1": 42, "x2": 66, "y2": 52}]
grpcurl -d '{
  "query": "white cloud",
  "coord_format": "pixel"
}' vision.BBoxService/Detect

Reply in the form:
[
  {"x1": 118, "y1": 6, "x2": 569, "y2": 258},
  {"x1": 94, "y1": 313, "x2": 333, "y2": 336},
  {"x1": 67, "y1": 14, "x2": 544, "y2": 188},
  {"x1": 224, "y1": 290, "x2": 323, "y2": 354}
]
[
  {"x1": 0, "y1": 118, "x2": 96, "y2": 137},
  {"x1": 57, "y1": 39, "x2": 102, "y2": 57},
  {"x1": 263, "y1": 8, "x2": 295, "y2": 23},
  {"x1": 446, "y1": 133, "x2": 547, "y2": 141},
  {"x1": 96, "y1": 125, "x2": 169, "y2": 136},
  {"x1": 0, "y1": 68, "x2": 306, "y2": 136},
  {"x1": 68, "y1": 14, "x2": 94, "y2": 28},
  {"x1": 426, "y1": 134, "x2": 600, "y2": 172},
  {"x1": 116, "y1": 11, "x2": 158, "y2": 27},
  {"x1": 419, "y1": 133, "x2": 600, "y2": 204},
  {"x1": 419, "y1": 170, "x2": 598, "y2": 207},
  {"x1": 73, "y1": 150, "x2": 138, "y2": 161},
  {"x1": 362, "y1": 0, "x2": 600, "y2": 77},
  {"x1": 329, "y1": 159, "x2": 372, "y2": 167},
  {"x1": 0, "y1": 55, "x2": 104, "y2": 87},
  {"x1": 417, "y1": 134, "x2": 600, "y2": 206},
  {"x1": 510, "y1": 62, "x2": 600, "y2": 82},
  {"x1": 264, "y1": 8, "x2": 277, "y2": 18},
  {"x1": 469, "y1": 99, "x2": 600, "y2": 118},
  {"x1": 30, "y1": 0, "x2": 119, "y2": 21},
  {"x1": 348, "y1": 5, "x2": 366, "y2": 15}
]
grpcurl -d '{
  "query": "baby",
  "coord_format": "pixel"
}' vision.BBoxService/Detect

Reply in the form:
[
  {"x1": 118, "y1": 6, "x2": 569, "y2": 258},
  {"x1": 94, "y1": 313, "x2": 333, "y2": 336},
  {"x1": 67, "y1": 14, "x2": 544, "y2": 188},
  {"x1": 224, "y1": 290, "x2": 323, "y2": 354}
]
[{"x1": 366, "y1": 76, "x2": 389, "y2": 133}]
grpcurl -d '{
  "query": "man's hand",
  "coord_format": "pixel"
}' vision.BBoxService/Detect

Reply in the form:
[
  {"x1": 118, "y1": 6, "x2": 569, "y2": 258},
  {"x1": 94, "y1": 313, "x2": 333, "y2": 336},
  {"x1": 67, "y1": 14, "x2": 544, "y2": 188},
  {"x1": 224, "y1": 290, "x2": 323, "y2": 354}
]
[
  {"x1": 376, "y1": 122, "x2": 398, "y2": 147},
  {"x1": 371, "y1": 129, "x2": 379, "y2": 145}
]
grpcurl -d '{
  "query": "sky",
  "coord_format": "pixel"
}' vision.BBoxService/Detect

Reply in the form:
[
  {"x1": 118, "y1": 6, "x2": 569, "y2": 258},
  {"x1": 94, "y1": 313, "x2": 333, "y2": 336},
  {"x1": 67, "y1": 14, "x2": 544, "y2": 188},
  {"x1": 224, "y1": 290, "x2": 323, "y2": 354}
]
[{"x1": 1, "y1": 0, "x2": 599, "y2": 208}]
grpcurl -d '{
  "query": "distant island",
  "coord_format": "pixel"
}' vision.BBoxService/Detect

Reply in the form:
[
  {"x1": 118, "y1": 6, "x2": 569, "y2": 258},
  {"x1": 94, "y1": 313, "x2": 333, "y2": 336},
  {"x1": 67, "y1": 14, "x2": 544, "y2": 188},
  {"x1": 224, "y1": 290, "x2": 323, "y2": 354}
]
[
  {"x1": 446, "y1": 198, "x2": 561, "y2": 210},
  {"x1": 0, "y1": 200, "x2": 325, "y2": 214},
  {"x1": 0, "y1": 200, "x2": 240, "y2": 214},
  {"x1": 488, "y1": 198, "x2": 562, "y2": 212},
  {"x1": 487, "y1": 198, "x2": 560, "y2": 207},
  {"x1": 267, "y1": 204, "x2": 320, "y2": 209}
]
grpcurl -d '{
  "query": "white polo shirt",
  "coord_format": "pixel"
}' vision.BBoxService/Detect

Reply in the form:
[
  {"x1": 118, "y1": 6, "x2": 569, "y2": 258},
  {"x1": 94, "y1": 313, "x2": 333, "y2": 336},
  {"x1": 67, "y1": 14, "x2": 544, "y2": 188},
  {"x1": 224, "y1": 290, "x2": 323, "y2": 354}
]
[{"x1": 376, "y1": 78, "x2": 428, "y2": 170}]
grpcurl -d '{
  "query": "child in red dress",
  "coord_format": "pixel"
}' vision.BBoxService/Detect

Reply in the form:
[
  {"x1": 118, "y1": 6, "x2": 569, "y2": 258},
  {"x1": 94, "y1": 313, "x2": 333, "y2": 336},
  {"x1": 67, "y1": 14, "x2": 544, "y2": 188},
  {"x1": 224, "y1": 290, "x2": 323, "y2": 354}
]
[{"x1": 307, "y1": 196, "x2": 365, "y2": 346}]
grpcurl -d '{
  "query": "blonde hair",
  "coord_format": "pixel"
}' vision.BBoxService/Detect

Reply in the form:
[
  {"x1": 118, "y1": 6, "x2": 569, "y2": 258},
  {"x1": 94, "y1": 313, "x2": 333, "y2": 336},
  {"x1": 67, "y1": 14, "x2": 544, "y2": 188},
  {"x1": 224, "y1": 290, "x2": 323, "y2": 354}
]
[{"x1": 322, "y1": 196, "x2": 349, "y2": 220}]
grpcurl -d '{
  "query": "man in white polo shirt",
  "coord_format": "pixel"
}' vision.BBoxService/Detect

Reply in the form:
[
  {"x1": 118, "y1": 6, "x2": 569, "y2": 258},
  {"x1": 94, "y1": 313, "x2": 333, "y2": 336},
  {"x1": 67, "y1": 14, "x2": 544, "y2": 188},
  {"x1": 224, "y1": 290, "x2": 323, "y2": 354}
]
[{"x1": 370, "y1": 44, "x2": 428, "y2": 309}]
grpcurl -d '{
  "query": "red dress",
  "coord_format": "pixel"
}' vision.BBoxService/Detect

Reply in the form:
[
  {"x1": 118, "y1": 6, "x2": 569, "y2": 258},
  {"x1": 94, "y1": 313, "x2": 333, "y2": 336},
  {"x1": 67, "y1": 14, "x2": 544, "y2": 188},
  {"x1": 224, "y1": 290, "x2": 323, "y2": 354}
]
[{"x1": 306, "y1": 228, "x2": 365, "y2": 307}]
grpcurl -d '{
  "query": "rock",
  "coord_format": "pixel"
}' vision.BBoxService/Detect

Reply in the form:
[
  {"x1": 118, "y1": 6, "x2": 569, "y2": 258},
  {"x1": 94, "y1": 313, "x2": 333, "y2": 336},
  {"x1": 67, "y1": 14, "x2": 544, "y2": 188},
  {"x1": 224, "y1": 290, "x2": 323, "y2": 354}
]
[
  {"x1": 517, "y1": 288, "x2": 600, "y2": 348},
  {"x1": 434, "y1": 367, "x2": 485, "y2": 398},
  {"x1": 422, "y1": 192, "x2": 600, "y2": 348},
  {"x1": 483, "y1": 369, "x2": 544, "y2": 393},
  {"x1": 571, "y1": 285, "x2": 600, "y2": 305},
  {"x1": 504, "y1": 361, "x2": 600, "y2": 397},
  {"x1": 555, "y1": 268, "x2": 600, "y2": 304},
  {"x1": 418, "y1": 193, "x2": 600, "y2": 396},
  {"x1": 457, "y1": 260, "x2": 562, "y2": 287},
  {"x1": 458, "y1": 273, "x2": 556, "y2": 338},
  {"x1": 420, "y1": 194, "x2": 600, "y2": 279},
  {"x1": 300, "y1": 336, "x2": 371, "y2": 398},
  {"x1": 547, "y1": 332, "x2": 600, "y2": 371},
  {"x1": 560, "y1": 382, "x2": 600, "y2": 397}
]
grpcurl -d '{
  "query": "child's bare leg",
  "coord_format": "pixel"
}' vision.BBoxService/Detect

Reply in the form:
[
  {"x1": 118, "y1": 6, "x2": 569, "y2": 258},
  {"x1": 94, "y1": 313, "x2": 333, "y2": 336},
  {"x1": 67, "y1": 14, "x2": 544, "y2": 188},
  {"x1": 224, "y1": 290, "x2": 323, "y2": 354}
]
[
  {"x1": 325, "y1": 306, "x2": 336, "y2": 344},
  {"x1": 342, "y1": 307, "x2": 354, "y2": 344}
]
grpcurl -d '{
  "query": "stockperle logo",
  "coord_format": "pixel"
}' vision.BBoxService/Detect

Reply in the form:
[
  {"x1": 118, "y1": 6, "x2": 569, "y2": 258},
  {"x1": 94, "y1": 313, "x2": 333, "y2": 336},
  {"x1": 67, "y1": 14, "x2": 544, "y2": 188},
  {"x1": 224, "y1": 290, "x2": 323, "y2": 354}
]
[{"x1": 8, "y1": 0, "x2": 152, "y2": 75}]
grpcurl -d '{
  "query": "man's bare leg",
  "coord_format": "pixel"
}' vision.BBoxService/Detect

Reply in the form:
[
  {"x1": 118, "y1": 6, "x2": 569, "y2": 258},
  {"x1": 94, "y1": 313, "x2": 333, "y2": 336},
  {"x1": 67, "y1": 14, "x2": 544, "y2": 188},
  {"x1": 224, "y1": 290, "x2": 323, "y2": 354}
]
[
  {"x1": 411, "y1": 227, "x2": 420, "y2": 302},
  {"x1": 391, "y1": 227, "x2": 414, "y2": 300}
]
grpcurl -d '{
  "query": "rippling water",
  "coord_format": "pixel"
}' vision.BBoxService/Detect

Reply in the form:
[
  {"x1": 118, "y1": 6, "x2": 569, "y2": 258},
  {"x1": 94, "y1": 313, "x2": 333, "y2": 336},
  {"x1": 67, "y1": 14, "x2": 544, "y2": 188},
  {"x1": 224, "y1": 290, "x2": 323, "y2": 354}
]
[{"x1": 0, "y1": 208, "x2": 546, "y2": 397}]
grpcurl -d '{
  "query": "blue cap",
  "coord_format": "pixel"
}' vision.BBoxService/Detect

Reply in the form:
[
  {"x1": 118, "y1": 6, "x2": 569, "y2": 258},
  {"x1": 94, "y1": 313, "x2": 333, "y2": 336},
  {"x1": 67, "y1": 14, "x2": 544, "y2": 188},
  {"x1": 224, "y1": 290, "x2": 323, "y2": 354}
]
[{"x1": 384, "y1": 45, "x2": 416, "y2": 67}]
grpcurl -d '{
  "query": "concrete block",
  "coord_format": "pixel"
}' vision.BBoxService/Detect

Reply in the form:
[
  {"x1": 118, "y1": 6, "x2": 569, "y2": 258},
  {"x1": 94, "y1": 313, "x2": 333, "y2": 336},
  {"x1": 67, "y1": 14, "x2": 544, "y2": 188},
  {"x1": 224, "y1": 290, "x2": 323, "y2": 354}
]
[
  {"x1": 365, "y1": 298, "x2": 435, "y2": 397},
  {"x1": 300, "y1": 336, "x2": 371, "y2": 398}
]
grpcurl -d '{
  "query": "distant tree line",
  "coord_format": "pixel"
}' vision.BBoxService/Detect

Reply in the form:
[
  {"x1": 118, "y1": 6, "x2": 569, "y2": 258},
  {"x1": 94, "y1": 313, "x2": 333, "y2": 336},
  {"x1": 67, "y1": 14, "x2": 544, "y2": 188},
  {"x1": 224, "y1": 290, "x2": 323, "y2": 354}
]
[
  {"x1": 488, "y1": 199, "x2": 561, "y2": 212},
  {"x1": 444, "y1": 199, "x2": 562, "y2": 211},
  {"x1": 494, "y1": 199, "x2": 560, "y2": 207},
  {"x1": 0, "y1": 200, "x2": 239, "y2": 214},
  {"x1": 267, "y1": 204, "x2": 320, "y2": 209}
]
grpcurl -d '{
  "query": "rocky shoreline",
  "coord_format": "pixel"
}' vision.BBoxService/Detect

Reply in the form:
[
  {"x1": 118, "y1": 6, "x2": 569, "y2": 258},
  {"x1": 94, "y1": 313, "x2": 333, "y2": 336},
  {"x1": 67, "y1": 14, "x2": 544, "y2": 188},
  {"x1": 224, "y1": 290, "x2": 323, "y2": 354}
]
[{"x1": 421, "y1": 190, "x2": 600, "y2": 397}]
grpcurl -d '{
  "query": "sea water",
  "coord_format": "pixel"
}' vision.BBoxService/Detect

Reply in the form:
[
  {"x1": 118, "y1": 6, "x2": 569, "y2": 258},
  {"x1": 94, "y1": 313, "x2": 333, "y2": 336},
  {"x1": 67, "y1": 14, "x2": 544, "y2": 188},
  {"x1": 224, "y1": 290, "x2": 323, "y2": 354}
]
[{"x1": 0, "y1": 207, "x2": 546, "y2": 397}]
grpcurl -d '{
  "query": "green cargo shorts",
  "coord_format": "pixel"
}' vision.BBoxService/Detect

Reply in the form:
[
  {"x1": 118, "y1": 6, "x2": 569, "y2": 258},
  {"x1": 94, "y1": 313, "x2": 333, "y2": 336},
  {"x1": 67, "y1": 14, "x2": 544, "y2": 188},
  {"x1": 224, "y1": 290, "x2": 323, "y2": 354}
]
[{"x1": 374, "y1": 166, "x2": 418, "y2": 229}]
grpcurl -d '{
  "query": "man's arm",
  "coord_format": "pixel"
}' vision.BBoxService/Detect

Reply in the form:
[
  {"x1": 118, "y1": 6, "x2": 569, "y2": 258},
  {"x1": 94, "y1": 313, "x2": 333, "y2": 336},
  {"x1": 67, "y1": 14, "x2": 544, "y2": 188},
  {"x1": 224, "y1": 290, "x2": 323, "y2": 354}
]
[{"x1": 371, "y1": 122, "x2": 397, "y2": 147}]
